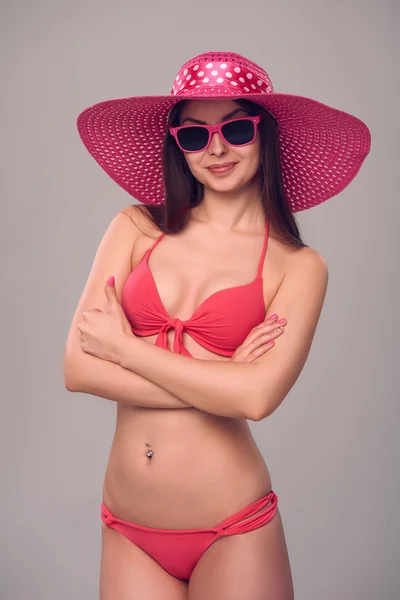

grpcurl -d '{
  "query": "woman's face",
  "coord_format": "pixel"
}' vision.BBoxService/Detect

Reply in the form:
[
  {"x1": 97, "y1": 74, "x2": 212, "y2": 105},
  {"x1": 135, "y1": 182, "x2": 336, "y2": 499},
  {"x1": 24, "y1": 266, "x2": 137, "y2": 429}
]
[{"x1": 177, "y1": 100, "x2": 261, "y2": 194}]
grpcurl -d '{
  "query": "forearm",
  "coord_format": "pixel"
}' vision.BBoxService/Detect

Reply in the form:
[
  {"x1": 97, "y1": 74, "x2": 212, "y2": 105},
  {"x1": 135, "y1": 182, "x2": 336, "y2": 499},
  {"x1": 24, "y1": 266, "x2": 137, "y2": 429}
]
[
  {"x1": 117, "y1": 336, "x2": 261, "y2": 420},
  {"x1": 64, "y1": 351, "x2": 192, "y2": 409}
]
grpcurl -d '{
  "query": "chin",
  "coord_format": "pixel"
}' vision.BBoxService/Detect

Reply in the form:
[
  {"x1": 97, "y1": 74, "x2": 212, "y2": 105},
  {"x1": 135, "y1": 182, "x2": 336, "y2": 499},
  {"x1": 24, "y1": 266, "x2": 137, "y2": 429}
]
[{"x1": 206, "y1": 177, "x2": 252, "y2": 194}]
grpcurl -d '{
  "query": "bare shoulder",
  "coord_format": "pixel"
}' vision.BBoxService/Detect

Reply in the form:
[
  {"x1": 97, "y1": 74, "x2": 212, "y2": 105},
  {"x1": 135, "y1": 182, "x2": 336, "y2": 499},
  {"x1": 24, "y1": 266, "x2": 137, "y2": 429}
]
[
  {"x1": 119, "y1": 204, "x2": 161, "y2": 238},
  {"x1": 280, "y1": 244, "x2": 329, "y2": 309},
  {"x1": 285, "y1": 243, "x2": 328, "y2": 270},
  {"x1": 267, "y1": 237, "x2": 329, "y2": 301},
  {"x1": 266, "y1": 230, "x2": 328, "y2": 295}
]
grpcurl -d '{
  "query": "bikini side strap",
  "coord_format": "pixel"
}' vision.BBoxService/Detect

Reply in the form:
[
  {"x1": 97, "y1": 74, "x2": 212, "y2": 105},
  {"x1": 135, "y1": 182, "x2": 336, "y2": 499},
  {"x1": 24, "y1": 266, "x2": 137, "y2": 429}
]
[
  {"x1": 146, "y1": 231, "x2": 167, "y2": 257},
  {"x1": 256, "y1": 220, "x2": 269, "y2": 277}
]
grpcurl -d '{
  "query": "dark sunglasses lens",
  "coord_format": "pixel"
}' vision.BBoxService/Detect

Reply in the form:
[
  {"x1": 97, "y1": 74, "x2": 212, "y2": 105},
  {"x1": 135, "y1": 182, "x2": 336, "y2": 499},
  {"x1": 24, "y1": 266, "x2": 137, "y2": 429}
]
[
  {"x1": 177, "y1": 126, "x2": 209, "y2": 151},
  {"x1": 222, "y1": 119, "x2": 255, "y2": 145}
]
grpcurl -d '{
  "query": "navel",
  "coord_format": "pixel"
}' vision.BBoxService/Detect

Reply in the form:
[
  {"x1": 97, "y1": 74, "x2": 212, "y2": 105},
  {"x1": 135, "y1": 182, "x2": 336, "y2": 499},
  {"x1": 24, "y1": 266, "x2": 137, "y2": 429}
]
[{"x1": 145, "y1": 441, "x2": 153, "y2": 459}]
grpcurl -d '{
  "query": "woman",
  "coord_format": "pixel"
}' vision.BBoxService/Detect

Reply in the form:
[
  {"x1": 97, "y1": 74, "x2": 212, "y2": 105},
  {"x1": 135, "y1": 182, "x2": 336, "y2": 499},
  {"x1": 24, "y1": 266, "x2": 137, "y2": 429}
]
[{"x1": 64, "y1": 52, "x2": 371, "y2": 599}]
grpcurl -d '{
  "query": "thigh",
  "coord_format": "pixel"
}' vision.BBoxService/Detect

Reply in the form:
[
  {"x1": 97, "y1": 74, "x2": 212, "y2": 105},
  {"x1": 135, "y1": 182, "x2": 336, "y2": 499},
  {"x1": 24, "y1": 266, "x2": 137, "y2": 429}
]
[
  {"x1": 100, "y1": 522, "x2": 189, "y2": 600},
  {"x1": 188, "y1": 508, "x2": 294, "y2": 600}
]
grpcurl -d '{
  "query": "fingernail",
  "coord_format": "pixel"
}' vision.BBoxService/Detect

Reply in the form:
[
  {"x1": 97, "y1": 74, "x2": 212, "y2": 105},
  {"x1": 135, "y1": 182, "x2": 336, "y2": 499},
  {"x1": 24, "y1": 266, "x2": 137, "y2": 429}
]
[
  {"x1": 107, "y1": 276, "x2": 114, "y2": 286},
  {"x1": 277, "y1": 318, "x2": 286, "y2": 323},
  {"x1": 268, "y1": 314, "x2": 278, "y2": 320}
]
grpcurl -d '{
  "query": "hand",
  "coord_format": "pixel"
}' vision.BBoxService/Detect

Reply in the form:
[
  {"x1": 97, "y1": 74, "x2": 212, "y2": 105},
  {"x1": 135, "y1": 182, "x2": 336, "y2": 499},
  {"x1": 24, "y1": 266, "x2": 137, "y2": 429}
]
[
  {"x1": 78, "y1": 276, "x2": 134, "y2": 364},
  {"x1": 230, "y1": 314, "x2": 286, "y2": 363}
]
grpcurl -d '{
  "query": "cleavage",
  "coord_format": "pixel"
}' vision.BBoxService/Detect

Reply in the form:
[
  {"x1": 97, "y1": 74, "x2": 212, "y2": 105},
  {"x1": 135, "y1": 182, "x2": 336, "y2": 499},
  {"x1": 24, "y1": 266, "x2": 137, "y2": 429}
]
[{"x1": 147, "y1": 250, "x2": 257, "y2": 322}]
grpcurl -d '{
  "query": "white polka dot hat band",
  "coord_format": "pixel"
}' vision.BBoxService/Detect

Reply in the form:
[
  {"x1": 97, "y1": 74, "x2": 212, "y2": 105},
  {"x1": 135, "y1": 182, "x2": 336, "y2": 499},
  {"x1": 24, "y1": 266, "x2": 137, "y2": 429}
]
[{"x1": 77, "y1": 51, "x2": 371, "y2": 211}]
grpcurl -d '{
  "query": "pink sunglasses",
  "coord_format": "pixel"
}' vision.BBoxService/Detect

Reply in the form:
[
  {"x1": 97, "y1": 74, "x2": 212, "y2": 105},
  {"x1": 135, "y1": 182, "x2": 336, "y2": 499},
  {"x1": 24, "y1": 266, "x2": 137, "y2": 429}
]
[{"x1": 169, "y1": 116, "x2": 261, "y2": 153}]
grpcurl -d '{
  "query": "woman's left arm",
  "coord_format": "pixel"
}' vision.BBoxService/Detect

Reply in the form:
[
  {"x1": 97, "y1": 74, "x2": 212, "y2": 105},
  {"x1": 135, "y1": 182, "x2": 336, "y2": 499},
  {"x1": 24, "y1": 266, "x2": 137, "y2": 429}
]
[{"x1": 117, "y1": 248, "x2": 329, "y2": 421}]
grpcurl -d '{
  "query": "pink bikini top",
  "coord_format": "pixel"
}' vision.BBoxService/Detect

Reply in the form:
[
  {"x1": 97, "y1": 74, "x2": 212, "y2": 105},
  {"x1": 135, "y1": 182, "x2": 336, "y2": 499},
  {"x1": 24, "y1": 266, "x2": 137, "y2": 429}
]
[{"x1": 121, "y1": 221, "x2": 269, "y2": 358}]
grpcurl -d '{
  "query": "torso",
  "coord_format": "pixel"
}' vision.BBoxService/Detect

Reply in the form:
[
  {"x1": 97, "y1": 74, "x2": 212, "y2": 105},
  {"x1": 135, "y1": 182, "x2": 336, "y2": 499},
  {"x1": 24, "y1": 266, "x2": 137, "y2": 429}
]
[{"x1": 102, "y1": 207, "x2": 295, "y2": 528}]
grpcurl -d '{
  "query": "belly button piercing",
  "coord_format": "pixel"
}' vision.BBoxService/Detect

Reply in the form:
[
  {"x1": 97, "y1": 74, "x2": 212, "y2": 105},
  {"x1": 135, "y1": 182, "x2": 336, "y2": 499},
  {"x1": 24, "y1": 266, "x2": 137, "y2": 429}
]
[{"x1": 145, "y1": 442, "x2": 153, "y2": 458}]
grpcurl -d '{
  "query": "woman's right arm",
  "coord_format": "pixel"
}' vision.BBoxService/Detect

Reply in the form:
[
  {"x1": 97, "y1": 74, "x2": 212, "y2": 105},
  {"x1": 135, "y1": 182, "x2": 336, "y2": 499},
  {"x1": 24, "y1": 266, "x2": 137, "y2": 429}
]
[
  {"x1": 64, "y1": 206, "x2": 191, "y2": 409},
  {"x1": 65, "y1": 351, "x2": 191, "y2": 408}
]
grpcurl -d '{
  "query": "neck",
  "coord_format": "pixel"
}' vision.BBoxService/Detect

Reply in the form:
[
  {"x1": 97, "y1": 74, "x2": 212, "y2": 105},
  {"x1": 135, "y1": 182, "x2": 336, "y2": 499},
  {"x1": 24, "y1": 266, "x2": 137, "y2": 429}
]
[{"x1": 192, "y1": 177, "x2": 265, "y2": 233}]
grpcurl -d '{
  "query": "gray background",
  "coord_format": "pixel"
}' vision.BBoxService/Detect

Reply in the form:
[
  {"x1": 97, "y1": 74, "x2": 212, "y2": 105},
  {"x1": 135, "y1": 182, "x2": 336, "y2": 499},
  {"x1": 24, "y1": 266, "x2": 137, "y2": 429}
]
[{"x1": 1, "y1": 0, "x2": 398, "y2": 598}]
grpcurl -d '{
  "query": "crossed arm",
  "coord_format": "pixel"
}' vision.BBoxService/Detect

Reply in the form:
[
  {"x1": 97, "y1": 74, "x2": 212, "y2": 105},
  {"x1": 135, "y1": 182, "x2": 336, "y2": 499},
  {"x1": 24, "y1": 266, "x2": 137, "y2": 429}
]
[{"x1": 115, "y1": 248, "x2": 329, "y2": 421}]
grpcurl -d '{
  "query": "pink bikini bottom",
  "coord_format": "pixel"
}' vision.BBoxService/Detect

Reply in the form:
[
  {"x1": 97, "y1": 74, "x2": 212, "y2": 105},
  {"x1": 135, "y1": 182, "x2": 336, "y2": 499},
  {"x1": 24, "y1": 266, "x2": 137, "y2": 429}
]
[{"x1": 101, "y1": 489, "x2": 278, "y2": 581}]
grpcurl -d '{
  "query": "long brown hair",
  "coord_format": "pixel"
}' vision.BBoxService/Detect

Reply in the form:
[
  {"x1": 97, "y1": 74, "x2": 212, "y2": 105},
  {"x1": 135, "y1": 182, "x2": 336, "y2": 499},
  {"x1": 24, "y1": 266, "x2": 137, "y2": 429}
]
[{"x1": 134, "y1": 98, "x2": 307, "y2": 248}]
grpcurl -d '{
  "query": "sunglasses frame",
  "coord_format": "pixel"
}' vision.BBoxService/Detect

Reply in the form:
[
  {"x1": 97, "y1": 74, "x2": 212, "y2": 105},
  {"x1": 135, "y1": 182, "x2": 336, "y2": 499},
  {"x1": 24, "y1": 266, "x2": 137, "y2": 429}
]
[{"x1": 169, "y1": 115, "x2": 261, "y2": 153}]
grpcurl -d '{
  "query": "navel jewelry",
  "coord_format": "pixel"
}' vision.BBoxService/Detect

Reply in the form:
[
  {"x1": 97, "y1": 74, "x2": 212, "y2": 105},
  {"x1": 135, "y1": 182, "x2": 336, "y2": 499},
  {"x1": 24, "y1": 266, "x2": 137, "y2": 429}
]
[{"x1": 145, "y1": 442, "x2": 153, "y2": 459}]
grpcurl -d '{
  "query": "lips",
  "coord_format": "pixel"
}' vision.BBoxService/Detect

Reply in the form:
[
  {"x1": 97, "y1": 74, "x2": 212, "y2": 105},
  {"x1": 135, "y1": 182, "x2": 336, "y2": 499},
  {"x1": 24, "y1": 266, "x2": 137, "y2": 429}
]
[{"x1": 207, "y1": 162, "x2": 237, "y2": 174}]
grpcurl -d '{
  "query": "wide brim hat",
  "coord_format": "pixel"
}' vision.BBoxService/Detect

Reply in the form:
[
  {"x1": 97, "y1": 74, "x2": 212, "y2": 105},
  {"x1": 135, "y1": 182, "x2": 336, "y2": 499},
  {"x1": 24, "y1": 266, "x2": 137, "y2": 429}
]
[{"x1": 77, "y1": 51, "x2": 371, "y2": 212}]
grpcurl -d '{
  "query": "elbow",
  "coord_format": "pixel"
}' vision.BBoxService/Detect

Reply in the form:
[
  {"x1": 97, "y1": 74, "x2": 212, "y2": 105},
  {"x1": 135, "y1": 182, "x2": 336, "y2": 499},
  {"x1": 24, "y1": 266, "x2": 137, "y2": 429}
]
[
  {"x1": 250, "y1": 405, "x2": 269, "y2": 422},
  {"x1": 240, "y1": 371, "x2": 272, "y2": 421},
  {"x1": 246, "y1": 389, "x2": 270, "y2": 422},
  {"x1": 64, "y1": 377, "x2": 77, "y2": 392},
  {"x1": 64, "y1": 371, "x2": 78, "y2": 392},
  {"x1": 251, "y1": 405, "x2": 272, "y2": 422},
  {"x1": 63, "y1": 353, "x2": 80, "y2": 392},
  {"x1": 250, "y1": 388, "x2": 277, "y2": 422}
]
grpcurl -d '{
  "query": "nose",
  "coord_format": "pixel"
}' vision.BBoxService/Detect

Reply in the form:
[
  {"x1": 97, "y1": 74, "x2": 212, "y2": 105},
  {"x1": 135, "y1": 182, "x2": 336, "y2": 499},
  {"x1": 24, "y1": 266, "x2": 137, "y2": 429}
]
[{"x1": 207, "y1": 132, "x2": 228, "y2": 156}]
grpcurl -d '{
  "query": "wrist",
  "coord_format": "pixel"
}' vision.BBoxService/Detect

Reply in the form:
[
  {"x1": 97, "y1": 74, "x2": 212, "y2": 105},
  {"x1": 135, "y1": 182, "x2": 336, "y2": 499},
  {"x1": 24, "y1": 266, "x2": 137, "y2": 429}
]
[{"x1": 115, "y1": 332, "x2": 137, "y2": 368}]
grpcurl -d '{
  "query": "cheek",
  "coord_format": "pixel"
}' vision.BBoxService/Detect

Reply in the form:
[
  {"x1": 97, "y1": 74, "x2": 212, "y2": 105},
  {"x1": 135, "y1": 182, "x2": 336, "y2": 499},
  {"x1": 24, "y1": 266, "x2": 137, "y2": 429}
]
[
  {"x1": 237, "y1": 142, "x2": 261, "y2": 173},
  {"x1": 184, "y1": 153, "x2": 205, "y2": 177},
  {"x1": 184, "y1": 153, "x2": 197, "y2": 169},
  {"x1": 245, "y1": 139, "x2": 261, "y2": 165}
]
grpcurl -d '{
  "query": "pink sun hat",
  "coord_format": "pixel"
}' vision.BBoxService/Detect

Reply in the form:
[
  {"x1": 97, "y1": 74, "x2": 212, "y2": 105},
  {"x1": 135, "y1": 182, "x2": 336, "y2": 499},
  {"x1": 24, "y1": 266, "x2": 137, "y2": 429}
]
[{"x1": 77, "y1": 51, "x2": 371, "y2": 212}]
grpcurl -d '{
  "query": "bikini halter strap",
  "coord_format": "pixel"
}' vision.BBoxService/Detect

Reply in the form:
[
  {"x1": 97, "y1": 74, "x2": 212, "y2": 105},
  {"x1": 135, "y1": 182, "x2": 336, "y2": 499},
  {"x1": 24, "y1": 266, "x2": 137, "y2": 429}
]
[{"x1": 256, "y1": 220, "x2": 269, "y2": 278}]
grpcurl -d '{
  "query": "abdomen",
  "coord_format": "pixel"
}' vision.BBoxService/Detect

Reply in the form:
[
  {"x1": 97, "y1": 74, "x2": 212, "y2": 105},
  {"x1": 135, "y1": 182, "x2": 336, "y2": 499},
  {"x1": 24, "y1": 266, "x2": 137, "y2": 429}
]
[{"x1": 102, "y1": 334, "x2": 272, "y2": 529}]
